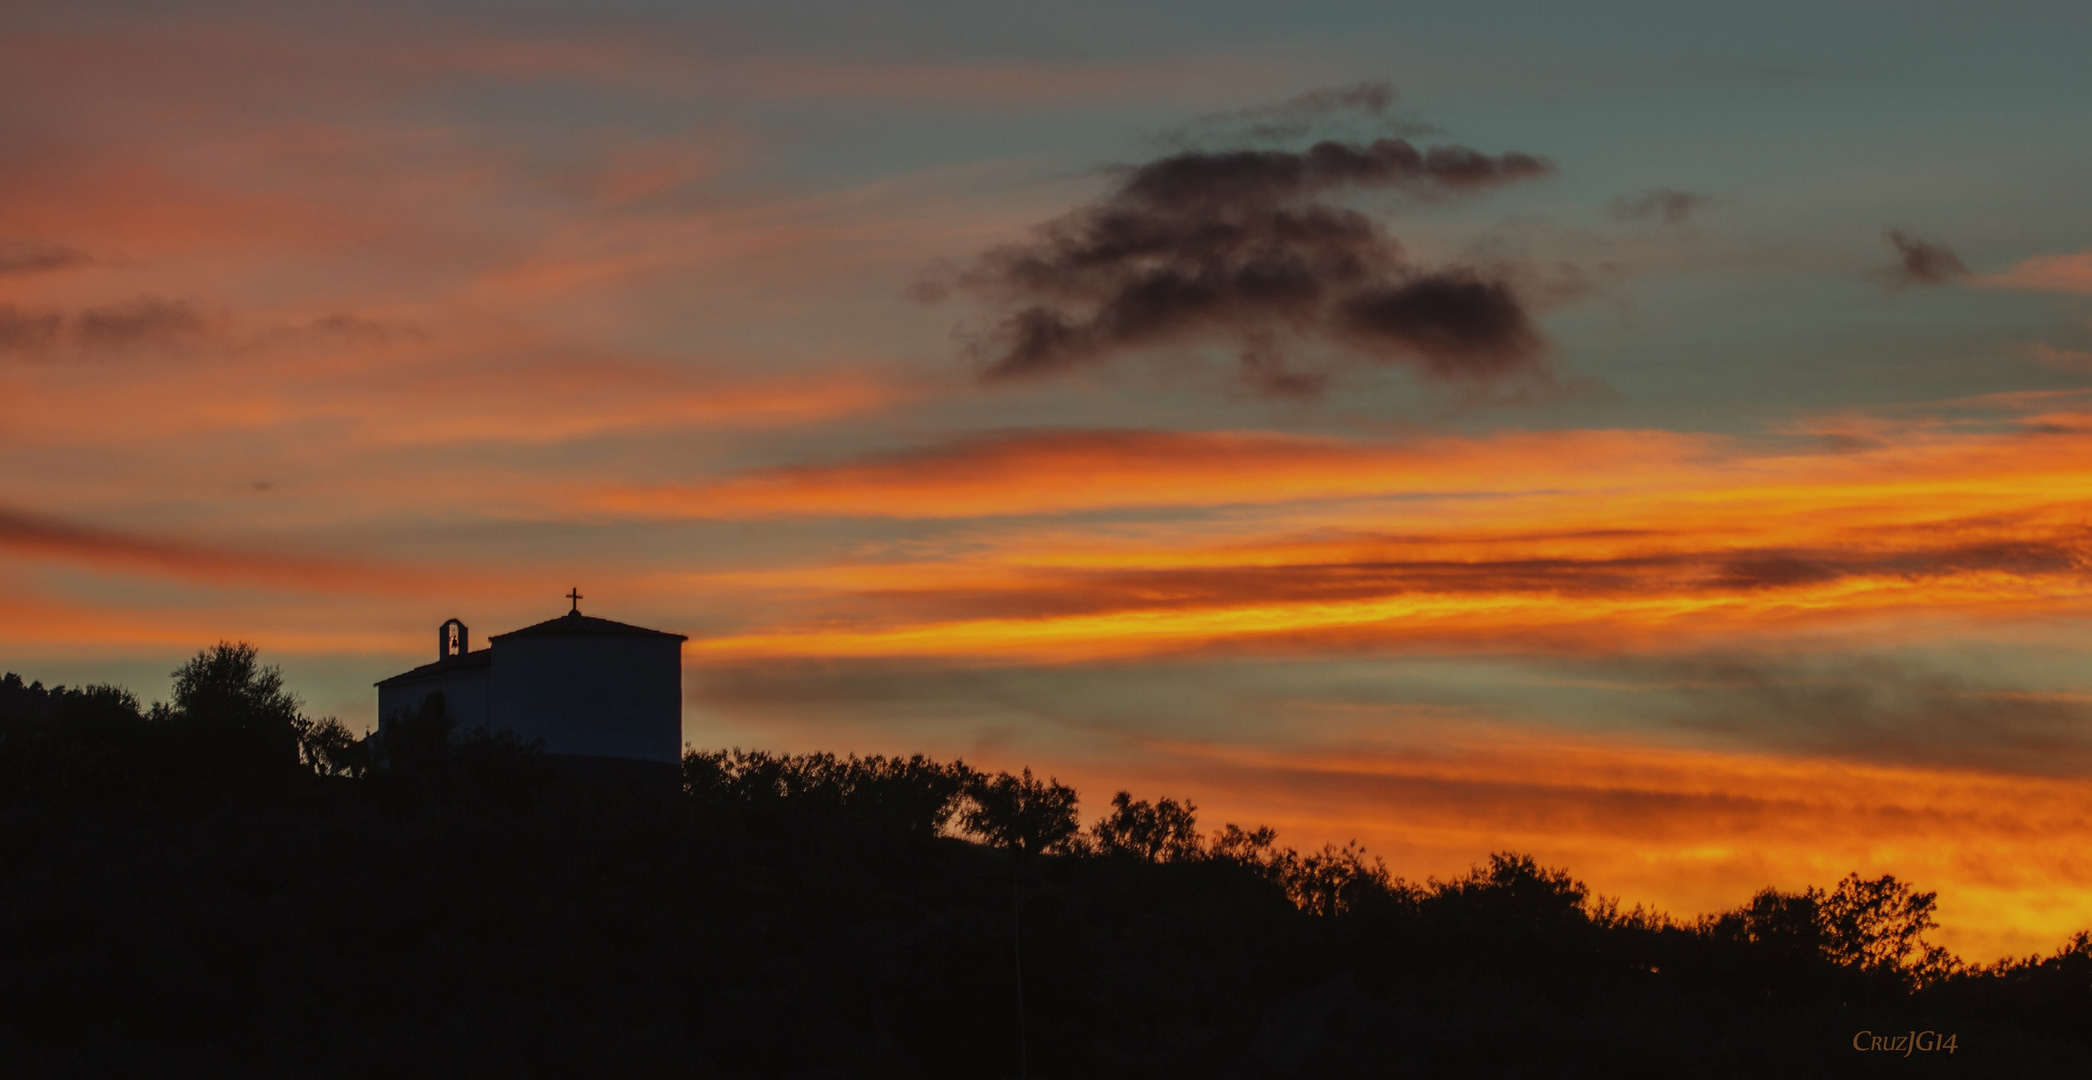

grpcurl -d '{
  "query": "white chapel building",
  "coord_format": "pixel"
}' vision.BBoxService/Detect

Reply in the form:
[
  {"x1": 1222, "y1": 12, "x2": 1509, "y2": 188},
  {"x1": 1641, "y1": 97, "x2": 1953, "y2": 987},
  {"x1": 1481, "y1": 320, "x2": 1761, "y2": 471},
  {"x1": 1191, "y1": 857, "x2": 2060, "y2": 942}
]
[{"x1": 375, "y1": 594, "x2": 687, "y2": 773}]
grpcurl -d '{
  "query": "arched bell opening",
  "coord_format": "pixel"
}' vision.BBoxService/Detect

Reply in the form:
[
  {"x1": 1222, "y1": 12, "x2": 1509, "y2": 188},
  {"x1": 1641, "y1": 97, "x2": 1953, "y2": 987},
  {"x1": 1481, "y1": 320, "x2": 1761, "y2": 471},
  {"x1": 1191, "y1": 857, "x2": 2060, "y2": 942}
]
[{"x1": 438, "y1": 618, "x2": 470, "y2": 660}]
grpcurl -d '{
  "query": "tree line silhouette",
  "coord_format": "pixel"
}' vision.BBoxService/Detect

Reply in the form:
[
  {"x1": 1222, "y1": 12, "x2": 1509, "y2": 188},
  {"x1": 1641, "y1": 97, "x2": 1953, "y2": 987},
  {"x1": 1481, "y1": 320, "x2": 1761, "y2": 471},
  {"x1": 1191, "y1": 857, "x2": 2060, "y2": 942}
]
[{"x1": 2, "y1": 644, "x2": 2088, "y2": 1076}]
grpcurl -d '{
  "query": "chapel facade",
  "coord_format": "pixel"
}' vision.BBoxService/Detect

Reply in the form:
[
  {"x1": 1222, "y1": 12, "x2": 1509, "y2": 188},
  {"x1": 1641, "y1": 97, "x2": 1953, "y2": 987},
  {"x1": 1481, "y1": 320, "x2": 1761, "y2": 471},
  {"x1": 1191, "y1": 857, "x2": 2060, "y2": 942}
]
[{"x1": 374, "y1": 596, "x2": 687, "y2": 774}]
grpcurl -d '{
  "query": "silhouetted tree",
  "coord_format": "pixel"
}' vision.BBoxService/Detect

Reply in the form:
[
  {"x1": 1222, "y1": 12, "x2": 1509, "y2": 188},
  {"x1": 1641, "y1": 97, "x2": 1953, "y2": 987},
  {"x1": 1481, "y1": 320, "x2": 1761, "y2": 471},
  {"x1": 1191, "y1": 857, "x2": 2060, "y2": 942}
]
[
  {"x1": 962, "y1": 767, "x2": 1080, "y2": 854},
  {"x1": 10, "y1": 650, "x2": 2092, "y2": 1076},
  {"x1": 378, "y1": 691, "x2": 457, "y2": 776},
  {"x1": 152, "y1": 642, "x2": 305, "y2": 796},
  {"x1": 1701, "y1": 883, "x2": 1831, "y2": 995},
  {"x1": 1820, "y1": 871, "x2": 1954, "y2": 983},
  {"x1": 837, "y1": 753, "x2": 980, "y2": 837},
  {"x1": 1284, "y1": 842, "x2": 1404, "y2": 918},
  {"x1": 682, "y1": 748, "x2": 980, "y2": 836},
  {"x1": 0, "y1": 673, "x2": 148, "y2": 802},
  {"x1": 7, "y1": 645, "x2": 341, "y2": 802},
  {"x1": 1091, "y1": 790, "x2": 1202, "y2": 862},
  {"x1": 1699, "y1": 873, "x2": 1955, "y2": 993},
  {"x1": 1707, "y1": 885, "x2": 1824, "y2": 951},
  {"x1": 1202, "y1": 822, "x2": 1404, "y2": 916},
  {"x1": 1207, "y1": 822, "x2": 1283, "y2": 867},
  {"x1": 1932, "y1": 930, "x2": 2092, "y2": 1034},
  {"x1": 373, "y1": 690, "x2": 550, "y2": 806},
  {"x1": 293, "y1": 714, "x2": 365, "y2": 778},
  {"x1": 1428, "y1": 852, "x2": 1590, "y2": 932}
]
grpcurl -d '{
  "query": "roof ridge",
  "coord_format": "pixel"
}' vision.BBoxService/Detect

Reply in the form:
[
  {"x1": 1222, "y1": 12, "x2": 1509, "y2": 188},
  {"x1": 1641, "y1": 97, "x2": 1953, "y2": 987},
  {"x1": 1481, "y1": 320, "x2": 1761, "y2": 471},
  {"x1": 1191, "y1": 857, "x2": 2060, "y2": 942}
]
[
  {"x1": 373, "y1": 648, "x2": 492, "y2": 687},
  {"x1": 488, "y1": 611, "x2": 688, "y2": 641}
]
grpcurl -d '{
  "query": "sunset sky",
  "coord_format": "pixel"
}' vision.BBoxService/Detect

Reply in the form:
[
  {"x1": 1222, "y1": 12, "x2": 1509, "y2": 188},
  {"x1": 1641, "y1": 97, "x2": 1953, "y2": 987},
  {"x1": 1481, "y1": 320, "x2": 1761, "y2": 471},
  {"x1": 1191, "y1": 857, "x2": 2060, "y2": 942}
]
[{"x1": 7, "y1": 1, "x2": 2092, "y2": 960}]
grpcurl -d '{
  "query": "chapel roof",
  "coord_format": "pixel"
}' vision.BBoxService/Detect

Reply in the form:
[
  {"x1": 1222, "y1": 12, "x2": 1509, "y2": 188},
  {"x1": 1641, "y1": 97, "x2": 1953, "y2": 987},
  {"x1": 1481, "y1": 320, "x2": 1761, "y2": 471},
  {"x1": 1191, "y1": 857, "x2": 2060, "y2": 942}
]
[
  {"x1": 488, "y1": 611, "x2": 689, "y2": 642},
  {"x1": 374, "y1": 648, "x2": 491, "y2": 688}
]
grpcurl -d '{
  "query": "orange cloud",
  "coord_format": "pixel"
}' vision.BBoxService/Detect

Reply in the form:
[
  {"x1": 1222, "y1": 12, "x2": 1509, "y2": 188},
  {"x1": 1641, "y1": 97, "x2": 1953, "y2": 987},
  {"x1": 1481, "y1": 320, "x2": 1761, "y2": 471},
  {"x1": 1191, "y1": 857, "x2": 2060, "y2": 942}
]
[
  {"x1": 1985, "y1": 249, "x2": 2092, "y2": 294},
  {"x1": 0, "y1": 506, "x2": 486, "y2": 596},
  {"x1": 331, "y1": 358, "x2": 903, "y2": 448},
  {"x1": 626, "y1": 408, "x2": 2092, "y2": 661},
  {"x1": 5, "y1": 330, "x2": 898, "y2": 457},
  {"x1": 0, "y1": 592, "x2": 427, "y2": 656},
  {"x1": 593, "y1": 427, "x2": 1718, "y2": 519}
]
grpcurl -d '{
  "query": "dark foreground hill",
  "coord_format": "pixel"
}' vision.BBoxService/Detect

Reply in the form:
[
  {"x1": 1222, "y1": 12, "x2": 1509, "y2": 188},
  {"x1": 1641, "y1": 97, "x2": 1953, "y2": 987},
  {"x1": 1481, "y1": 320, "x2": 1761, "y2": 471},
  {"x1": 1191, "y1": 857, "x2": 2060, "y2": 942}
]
[{"x1": 2, "y1": 646, "x2": 2088, "y2": 1078}]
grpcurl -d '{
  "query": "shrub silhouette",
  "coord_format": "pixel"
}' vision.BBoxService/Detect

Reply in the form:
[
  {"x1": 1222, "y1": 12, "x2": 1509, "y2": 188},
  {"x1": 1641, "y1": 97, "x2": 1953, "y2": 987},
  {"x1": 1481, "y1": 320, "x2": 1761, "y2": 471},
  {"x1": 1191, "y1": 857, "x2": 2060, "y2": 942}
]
[
  {"x1": 683, "y1": 747, "x2": 979, "y2": 837},
  {"x1": 160, "y1": 642, "x2": 302, "y2": 771},
  {"x1": 1696, "y1": 872, "x2": 1955, "y2": 996},
  {"x1": 1091, "y1": 790, "x2": 1202, "y2": 862},
  {"x1": 3, "y1": 645, "x2": 354, "y2": 803},
  {"x1": 377, "y1": 690, "x2": 459, "y2": 775},
  {"x1": 962, "y1": 767, "x2": 1080, "y2": 854},
  {"x1": 1427, "y1": 852, "x2": 1589, "y2": 931},
  {"x1": 0, "y1": 673, "x2": 149, "y2": 802},
  {"x1": 294, "y1": 714, "x2": 365, "y2": 778},
  {"x1": 374, "y1": 690, "x2": 552, "y2": 806},
  {"x1": 1820, "y1": 871, "x2": 1953, "y2": 982},
  {"x1": 5, "y1": 649, "x2": 2092, "y2": 1075},
  {"x1": 1933, "y1": 930, "x2": 2092, "y2": 1035},
  {"x1": 150, "y1": 641, "x2": 367, "y2": 799}
]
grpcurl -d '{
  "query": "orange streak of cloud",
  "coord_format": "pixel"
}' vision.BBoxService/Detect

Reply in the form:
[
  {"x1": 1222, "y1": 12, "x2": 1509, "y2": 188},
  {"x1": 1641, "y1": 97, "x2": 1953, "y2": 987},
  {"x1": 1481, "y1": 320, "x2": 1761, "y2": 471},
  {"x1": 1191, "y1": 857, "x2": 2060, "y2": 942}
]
[
  {"x1": 0, "y1": 507, "x2": 487, "y2": 597},
  {"x1": 648, "y1": 412, "x2": 2092, "y2": 660},
  {"x1": 1985, "y1": 249, "x2": 2092, "y2": 295},
  {"x1": 594, "y1": 428, "x2": 1718, "y2": 520}
]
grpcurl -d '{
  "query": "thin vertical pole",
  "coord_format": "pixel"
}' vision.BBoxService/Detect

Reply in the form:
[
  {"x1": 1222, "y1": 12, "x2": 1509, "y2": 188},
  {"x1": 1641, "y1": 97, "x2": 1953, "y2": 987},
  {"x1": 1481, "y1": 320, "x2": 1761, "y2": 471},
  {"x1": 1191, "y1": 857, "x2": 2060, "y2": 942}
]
[{"x1": 1013, "y1": 879, "x2": 1028, "y2": 1079}]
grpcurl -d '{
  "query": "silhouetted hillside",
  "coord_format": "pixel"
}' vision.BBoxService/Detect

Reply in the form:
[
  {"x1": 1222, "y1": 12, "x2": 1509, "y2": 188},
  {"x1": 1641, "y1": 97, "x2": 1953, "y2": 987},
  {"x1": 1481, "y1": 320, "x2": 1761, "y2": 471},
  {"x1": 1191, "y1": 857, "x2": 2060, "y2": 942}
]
[{"x1": 1, "y1": 647, "x2": 2087, "y2": 1077}]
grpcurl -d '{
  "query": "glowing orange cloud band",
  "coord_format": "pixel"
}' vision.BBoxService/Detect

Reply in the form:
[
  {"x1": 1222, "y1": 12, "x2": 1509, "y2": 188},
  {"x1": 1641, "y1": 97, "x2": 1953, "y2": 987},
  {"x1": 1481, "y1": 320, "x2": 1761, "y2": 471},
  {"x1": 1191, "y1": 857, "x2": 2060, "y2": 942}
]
[
  {"x1": 591, "y1": 427, "x2": 1717, "y2": 519},
  {"x1": 0, "y1": 506, "x2": 488, "y2": 597},
  {"x1": 645, "y1": 404, "x2": 2092, "y2": 660}
]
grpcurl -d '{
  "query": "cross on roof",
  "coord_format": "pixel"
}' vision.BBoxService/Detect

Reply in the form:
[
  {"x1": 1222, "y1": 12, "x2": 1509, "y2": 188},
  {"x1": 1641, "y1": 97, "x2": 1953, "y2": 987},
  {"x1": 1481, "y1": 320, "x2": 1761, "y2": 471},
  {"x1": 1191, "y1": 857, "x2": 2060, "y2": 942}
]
[{"x1": 567, "y1": 587, "x2": 582, "y2": 613}]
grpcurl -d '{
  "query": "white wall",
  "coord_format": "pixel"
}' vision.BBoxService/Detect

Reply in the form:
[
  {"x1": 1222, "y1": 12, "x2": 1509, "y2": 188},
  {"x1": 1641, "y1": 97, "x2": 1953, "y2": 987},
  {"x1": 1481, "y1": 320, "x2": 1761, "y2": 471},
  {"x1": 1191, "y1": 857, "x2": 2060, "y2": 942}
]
[
  {"x1": 488, "y1": 636, "x2": 682, "y2": 764},
  {"x1": 377, "y1": 665, "x2": 491, "y2": 732}
]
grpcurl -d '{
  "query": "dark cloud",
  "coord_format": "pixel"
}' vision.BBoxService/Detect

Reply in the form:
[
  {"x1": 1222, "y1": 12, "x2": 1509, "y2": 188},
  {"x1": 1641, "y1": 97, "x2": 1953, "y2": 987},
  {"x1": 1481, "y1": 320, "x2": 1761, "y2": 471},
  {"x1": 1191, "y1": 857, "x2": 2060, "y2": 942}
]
[
  {"x1": 243, "y1": 312, "x2": 428, "y2": 355},
  {"x1": 1227, "y1": 81, "x2": 1401, "y2": 144},
  {"x1": 1608, "y1": 188, "x2": 1712, "y2": 226},
  {"x1": 1643, "y1": 653, "x2": 2092, "y2": 777},
  {"x1": 1161, "y1": 80, "x2": 1437, "y2": 147},
  {"x1": 1709, "y1": 556, "x2": 1844, "y2": 590},
  {"x1": 0, "y1": 305, "x2": 65, "y2": 353},
  {"x1": 73, "y1": 296, "x2": 208, "y2": 351},
  {"x1": 303, "y1": 312, "x2": 424, "y2": 345},
  {"x1": 1335, "y1": 275, "x2": 1540, "y2": 380},
  {"x1": 1880, "y1": 229, "x2": 1969, "y2": 288},
  {"x1": 309, "y1": 313, "x2": 392, "y2": 340},
  {"x1": 946, "y1": 135, "x2": 1557, "y2": 395},
  {"x1": 0, "y1": 296, "x2": 212, "y2": 358},
  {"x1": 1115, "y1": 140, "x2": 1551, "y2": 208},
  {"x1": 0, "y1": 241, "x2": 90, "y2": 277},
  {"x1": 1260, "y1": 80, "x2": 1396, "y2": 118}
]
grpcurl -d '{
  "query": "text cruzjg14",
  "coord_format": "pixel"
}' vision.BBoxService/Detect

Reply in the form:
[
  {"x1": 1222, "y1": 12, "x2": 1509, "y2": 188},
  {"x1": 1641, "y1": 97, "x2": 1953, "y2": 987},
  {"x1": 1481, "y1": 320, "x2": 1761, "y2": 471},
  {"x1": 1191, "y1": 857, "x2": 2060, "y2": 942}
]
[{"x1": 1854, "y1": 1030, "x2": 1956, "y2": 1056}]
